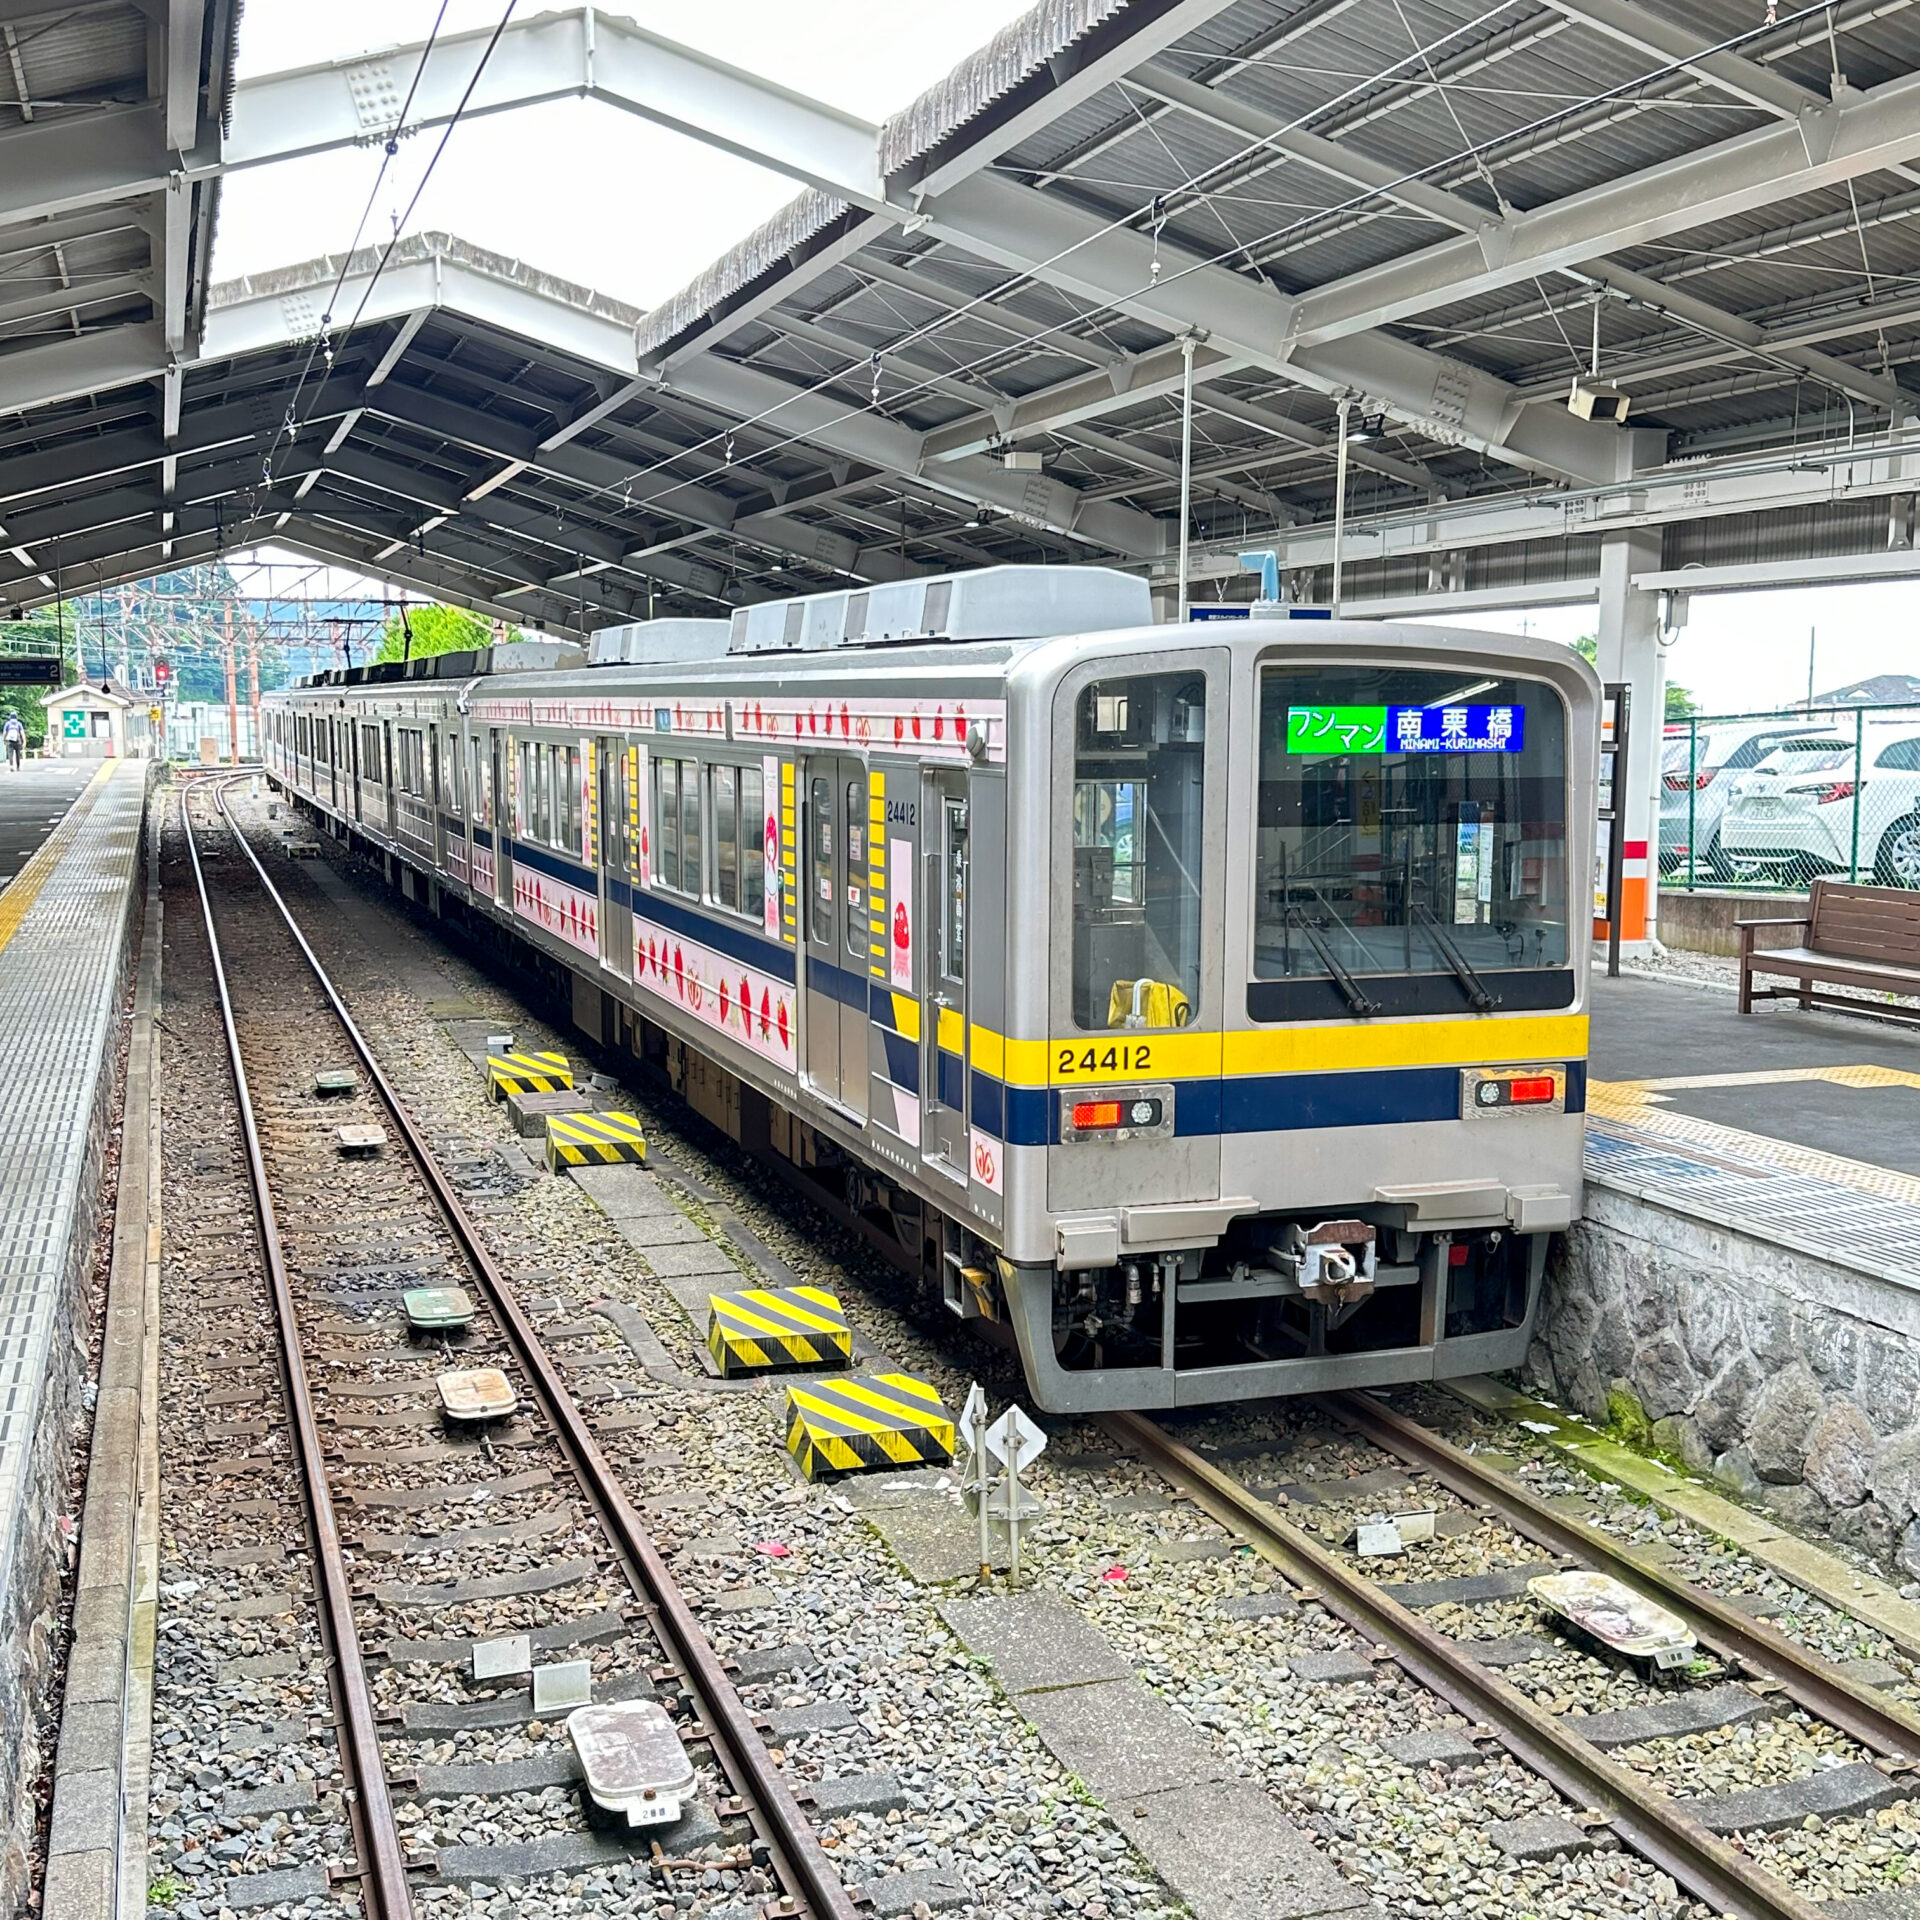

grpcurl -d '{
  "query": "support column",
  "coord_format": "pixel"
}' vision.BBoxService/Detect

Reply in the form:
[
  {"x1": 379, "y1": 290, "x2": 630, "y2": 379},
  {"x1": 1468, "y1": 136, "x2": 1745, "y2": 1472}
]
[{"x1": 1595, "y1": 529, "x2": 1664, "y2": 952}]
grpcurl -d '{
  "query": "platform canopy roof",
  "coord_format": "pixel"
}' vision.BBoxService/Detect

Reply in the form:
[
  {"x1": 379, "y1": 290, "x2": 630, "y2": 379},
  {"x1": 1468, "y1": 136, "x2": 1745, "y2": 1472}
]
[{"x1": 5, "y1": 0, "x2": 1920, "y2": 630}]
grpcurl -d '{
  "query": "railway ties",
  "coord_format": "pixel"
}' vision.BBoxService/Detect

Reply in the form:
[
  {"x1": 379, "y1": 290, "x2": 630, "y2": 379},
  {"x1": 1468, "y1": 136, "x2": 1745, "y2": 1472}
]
[
  {"x1": 1112, "y1": 1404, "x2": 1920, "y2": 1920},
  {"x1": 178, "y1": 780, "x2": 855, "y2": 1920}
]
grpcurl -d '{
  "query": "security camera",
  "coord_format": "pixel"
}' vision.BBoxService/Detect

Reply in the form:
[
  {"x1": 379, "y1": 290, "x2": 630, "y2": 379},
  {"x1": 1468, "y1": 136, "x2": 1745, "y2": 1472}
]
[{"x1": 1568, "y1": 379, "x2": 1631, "y2": 424}]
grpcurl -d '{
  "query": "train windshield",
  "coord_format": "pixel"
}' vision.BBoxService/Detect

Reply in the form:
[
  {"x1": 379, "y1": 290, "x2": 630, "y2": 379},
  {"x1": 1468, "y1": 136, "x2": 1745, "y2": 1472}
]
[
  {"x1": 1253, "y1": 664, "x2": 1570, "y2": 1019},
  {"x1": 1071, "y1": 671, "x2": 1207, "y2": 1030}
]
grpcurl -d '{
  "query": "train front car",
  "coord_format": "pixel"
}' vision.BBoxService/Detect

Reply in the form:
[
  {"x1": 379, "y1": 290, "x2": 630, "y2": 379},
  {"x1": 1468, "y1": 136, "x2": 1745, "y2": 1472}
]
[{"x1": 996, "y1": 620, "x2": 1597, "y2": 1412}]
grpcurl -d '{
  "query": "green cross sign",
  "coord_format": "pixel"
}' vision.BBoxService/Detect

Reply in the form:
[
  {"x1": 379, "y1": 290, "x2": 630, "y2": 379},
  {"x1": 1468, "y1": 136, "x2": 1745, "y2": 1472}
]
[{"x1": 62, "y1": 710, "x2": 85, "y2": 739}]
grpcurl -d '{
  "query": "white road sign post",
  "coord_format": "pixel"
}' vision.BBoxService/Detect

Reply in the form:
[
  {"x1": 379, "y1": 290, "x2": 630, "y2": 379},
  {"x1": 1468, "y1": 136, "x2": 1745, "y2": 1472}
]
[{"x1": 984, "y1": 1406, "x2": 1047, "y2": 1587}]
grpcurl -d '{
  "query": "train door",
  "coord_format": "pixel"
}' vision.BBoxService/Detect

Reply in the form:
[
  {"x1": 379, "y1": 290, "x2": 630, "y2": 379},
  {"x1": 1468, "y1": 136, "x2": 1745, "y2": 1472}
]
[
  {"x1": 922, "y1": 770, "x2": 969, "y2": 1181},
  {"x1": 492, "y1": 729, "x2": 513, "y2": 909},
  {"x1": 801, "y1": 755, "x2": 868, "y2": 1120},
  {"x1": 327, "y1": 718, "x2": 340, "y2": 812},
  {"x1": 430, "y1": 731, "x2": 445, "y2": 866},
  {"x1": 597, "y1": 737, "x2": 632, "y2": 979},
  {"x1": 350, "y1": 720, "x2": 363, "y2": 821}
]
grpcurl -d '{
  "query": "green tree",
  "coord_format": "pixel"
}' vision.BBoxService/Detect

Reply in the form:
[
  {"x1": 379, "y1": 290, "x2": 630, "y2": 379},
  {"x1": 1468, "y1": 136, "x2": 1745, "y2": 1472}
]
[
  {"x1": 1570, "y1": 632, "x2": 1697, "y2": 719},
  {"x1": 373, "y1": 603, "x2": 492, "y2": 663}
]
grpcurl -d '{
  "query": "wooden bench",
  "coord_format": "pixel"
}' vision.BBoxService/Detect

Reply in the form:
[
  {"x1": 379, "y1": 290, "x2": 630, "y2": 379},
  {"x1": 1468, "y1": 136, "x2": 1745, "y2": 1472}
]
[{"x1": 1738, "y1": 878, "x2": 1920, "y2": 1024}]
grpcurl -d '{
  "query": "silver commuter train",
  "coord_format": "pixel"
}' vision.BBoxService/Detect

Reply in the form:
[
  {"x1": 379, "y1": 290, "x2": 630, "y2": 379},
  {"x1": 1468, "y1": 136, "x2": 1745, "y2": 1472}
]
[{"x1": 263, "y1": 565, "x2": 1598, "y2": 1413}]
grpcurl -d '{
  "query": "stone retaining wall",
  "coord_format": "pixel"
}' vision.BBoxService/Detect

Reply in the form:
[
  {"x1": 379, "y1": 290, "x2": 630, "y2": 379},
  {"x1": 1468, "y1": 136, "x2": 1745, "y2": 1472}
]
[{"x1": 1528, "y1": 1183, "x2": 1920, "y2": 1577}]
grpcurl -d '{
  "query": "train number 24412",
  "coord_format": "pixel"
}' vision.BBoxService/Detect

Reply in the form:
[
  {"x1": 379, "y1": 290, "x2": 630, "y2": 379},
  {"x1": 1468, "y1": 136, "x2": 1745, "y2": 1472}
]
[{"x1": 1056, "y1": 1041, "x2": 1152, "y2": 1078}]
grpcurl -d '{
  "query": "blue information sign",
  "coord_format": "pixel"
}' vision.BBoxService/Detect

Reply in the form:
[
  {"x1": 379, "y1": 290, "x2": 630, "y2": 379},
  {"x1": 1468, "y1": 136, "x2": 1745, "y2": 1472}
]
[{"x1": 1386, "y1": 703, "x2": 1525, "y2": 753}]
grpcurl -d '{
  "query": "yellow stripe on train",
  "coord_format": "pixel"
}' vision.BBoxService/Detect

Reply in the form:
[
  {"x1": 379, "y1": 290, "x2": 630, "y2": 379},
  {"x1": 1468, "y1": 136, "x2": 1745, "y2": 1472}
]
[{"x1": 980, "y1": 1013, "x2": 1590, "y2": 1087}]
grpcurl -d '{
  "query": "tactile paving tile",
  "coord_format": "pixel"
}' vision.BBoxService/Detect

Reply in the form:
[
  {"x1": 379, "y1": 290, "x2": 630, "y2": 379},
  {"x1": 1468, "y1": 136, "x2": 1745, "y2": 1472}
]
[
  {"x1": 1586, "y1": 1115, "x2": 1920, "y2": 1290},
  {"x1": 0, "y1": 766, "x2": 145, "y2": 1592}
]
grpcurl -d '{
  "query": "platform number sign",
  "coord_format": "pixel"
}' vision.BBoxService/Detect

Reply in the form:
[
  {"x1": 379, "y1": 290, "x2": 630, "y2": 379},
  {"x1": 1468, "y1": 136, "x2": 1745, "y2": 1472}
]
[{"x1": 62, "y1": 711, "x2": 85, "y2": 739}]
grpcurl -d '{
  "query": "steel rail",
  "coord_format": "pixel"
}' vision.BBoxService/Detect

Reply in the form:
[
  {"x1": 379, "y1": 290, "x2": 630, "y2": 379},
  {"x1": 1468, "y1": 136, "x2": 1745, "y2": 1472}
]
[
  {"x1": 1324, "y1": 1388, "x2": 1920, "y2": 1762},
  {"x1": 210, "y1": 781, "x2": 858, "y2": 1920},
  {"x1": 1107, "y1": 1410, "x2": 1832, "y2": 1920},
  {"x1": 181, "y1": 788, "x2": 416, "y2": 1920}
]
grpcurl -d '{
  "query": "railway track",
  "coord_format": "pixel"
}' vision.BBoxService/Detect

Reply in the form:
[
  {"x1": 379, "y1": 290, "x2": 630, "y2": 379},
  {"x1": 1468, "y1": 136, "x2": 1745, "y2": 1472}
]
[
  {"x1": 181, "y1": 778, "x2": 854, "y2": 1920},
  {"x1": 1111, "y1": 1402, "x2": 1920, "y2": 1920},
  {"x1": 152, "y1": 782, "x2": 1920, "y2": 1920}
]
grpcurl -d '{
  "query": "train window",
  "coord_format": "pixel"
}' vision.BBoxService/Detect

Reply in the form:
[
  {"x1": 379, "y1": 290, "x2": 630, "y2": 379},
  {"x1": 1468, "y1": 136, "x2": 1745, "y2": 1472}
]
[
  {"x1": 658, "y1": 758, "x2": 680, "y2": 889},
  {"x1": 809, "y1": 776, "x2": 833, "y2": 946},
  {"x1": 1071, "y1": 673, "x2": 1206, "y2": 1030},
  {"x1": 655, "y1": 757, "x2": 700, "y2": 893},
  {"x1": 470, "y1": 738, "x2": 489, "y2": 827},
  {"x1": 553, "y1": 744, "x2": 581, "y2": 854},
  {"x1": 942, "y1": 796, "x2": 967, "y2": 985},
  {"x1": 1252, "y1": 666, "x2": 1569, "y2": 1007},
  {"x1": 714, "y1": 766, "x2": 738, "y2": 909},
  {"x1": 361, "y1": 724, "x2": 382, "y2": 783},
  {"x1": 741, "y1": 768, "x2": 764, "y2": 919},
  {"x1": 681, "y1": 755, "x2": 702, "y2": 896},
  {"x1": 513, "y1": 739, "x2": 533, "y2": 836},
  {"x1": 845, "y1": 779, "x2": 866, "y2": 959}
]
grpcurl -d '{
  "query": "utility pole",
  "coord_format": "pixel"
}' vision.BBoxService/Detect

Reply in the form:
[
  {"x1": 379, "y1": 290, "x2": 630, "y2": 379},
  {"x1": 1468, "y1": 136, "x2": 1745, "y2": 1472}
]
[
  {"x1": 224, "y1": 601, "x2": 239, "y2": 765},
  {"x1": 246, "y1": 618, "x2": 261, "y2": 764}
]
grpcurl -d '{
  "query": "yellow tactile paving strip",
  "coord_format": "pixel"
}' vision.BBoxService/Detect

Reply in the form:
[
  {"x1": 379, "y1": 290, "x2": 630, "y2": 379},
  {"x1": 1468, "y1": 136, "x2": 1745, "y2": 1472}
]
[
  {"x1": 0, "y1": 760, "x2": 115, "y2": 959},
  {"x1": 1589, "y1": 1068, "x2": 1920, "y2": 1209}
]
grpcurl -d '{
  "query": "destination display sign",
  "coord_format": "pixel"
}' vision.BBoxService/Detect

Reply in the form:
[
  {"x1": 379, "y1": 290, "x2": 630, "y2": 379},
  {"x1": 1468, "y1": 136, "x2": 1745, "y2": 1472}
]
[{"x1": 1285, "y1": 702, "x2": 1526, "y2": 755}]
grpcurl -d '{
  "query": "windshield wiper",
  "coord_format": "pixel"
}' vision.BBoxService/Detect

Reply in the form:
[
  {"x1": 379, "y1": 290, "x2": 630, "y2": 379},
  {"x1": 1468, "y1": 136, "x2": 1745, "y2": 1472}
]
[
  {"x1": 1287, "y1": 899, "x2": 1381, "y2": 1017},
  {"x1": 1414, "y1": 905, "x2": 1502, "y2": 1011}
]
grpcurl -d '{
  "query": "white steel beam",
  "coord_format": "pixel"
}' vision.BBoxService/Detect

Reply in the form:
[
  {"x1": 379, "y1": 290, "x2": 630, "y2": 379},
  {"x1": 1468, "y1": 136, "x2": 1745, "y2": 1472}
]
[
  {"x1": 223, "y1": 8, "x2": 884, "y2": 208},
  {"x1": 201, "y1": 240, "x2": 1165, "y2": 564},
  {"x1": 0, "y1": 104, "x2": 172, "y2": 230},
  {"x1": 923, "y1": 172, "x2": 1625, "y2": 483},
  {"x1": 1536, "y1": 0, "x2": 1817, "y2": 119},
  {"x1": 887, "y1": 0, "x2": 1251, "y2": 199},
  {"x1": 164, "y1": 0, "x2": 205, "y2": 152},
  {"x1": 660, "y1": 351, "x2": 1166, "y2": 557},
  {"x1": 0, "y1": 322, "x2": 166, "y2": 413},
  {"x1": 1280, "y1": 67, "x2": 1920, "y2": 352},
  {"x1": 1135, "y1": 61, "x2": 1910, "y2": 418}
]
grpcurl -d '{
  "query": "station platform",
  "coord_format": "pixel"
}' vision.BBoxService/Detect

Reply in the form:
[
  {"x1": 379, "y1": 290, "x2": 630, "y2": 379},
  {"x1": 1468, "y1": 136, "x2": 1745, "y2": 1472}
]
[
  {"x1": 1585, "y1": 968, "x2": 1920, "y2": 1290},
  {"x1": 0, "y1": 760, "x2": 148, "y2": 1713},
  {"x1": 0, "y1": 761, "x2": 98, "y2": 890}
]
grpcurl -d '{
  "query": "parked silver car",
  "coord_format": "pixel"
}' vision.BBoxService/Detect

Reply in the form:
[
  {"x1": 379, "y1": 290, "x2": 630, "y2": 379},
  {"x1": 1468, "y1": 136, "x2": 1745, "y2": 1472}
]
[
  {"x1": 1720, "y1": 721, "x2": 1920, "y2": 886},
  {"x1": 1659, "y1": 721, "x2": 1834, "y2": 878}
]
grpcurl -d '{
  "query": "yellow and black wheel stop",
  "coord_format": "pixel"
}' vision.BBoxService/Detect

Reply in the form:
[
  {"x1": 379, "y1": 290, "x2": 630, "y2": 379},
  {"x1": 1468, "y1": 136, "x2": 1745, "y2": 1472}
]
[
  {"x1": 545, "y1": 1109, "x2": 647, "y2": 1170},
  {"x1": 706, "y1": 1286, "x2": 853, "y2": 1376},
  {"x1": 784, "y1": 1373, "x2": 955, "y2": 1480},
  {"x1": 487, "y1": 1049, "x2": 573, "y2": 1099}
]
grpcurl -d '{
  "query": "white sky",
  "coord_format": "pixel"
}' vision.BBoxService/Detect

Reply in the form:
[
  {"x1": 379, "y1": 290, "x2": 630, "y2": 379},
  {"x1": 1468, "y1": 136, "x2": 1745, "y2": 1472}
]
[
  {"x1": 222, "y1": 4, "x2": 1920, "y2": 707},
  {"x1": 1432, "y1": 585, "x2": 1920, "y2": 715}
]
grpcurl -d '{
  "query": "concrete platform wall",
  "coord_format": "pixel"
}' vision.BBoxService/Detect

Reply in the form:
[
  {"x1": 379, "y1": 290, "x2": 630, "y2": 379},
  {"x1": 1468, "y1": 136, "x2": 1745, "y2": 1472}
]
[
  {"x1": 1655, "y1": 886, "x2": 1810, "y2": 956},
  {"x1": 1529, "y1": 1185, "x2": 1920, "y2": 1577},
  {"x1": 0, "y1": 769, "x2": 150, "y2": 1911}
]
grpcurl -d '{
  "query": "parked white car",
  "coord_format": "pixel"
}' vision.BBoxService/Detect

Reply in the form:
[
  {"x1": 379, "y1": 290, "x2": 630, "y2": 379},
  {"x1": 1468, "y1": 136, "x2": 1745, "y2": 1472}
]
[
  {"x1": 1720, "y1": 721, "x2": 1920, "y2": 886},
  {"x1": 1660, "y1": 720, "x2": 1835, "y2": 876}
]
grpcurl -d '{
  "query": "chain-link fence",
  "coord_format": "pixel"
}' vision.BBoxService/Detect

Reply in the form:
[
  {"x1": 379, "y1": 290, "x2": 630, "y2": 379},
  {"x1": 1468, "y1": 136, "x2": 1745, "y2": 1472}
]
[{"x1": 1661, "y1": 704, "x2": 1920, "y2": 892}]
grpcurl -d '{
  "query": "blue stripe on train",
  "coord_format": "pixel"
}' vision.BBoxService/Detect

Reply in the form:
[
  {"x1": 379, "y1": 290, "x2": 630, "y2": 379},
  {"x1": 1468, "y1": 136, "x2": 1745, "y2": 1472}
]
[{"x1": 994, "y1": 1060, "x2": 1586, "y2": 1147}]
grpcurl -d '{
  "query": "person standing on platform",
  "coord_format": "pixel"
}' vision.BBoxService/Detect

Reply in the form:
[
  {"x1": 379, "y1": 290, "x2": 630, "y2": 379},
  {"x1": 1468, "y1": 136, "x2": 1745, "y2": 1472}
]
[{"x1": 2, "y1": 711, "x2": 23, "y2": 771}]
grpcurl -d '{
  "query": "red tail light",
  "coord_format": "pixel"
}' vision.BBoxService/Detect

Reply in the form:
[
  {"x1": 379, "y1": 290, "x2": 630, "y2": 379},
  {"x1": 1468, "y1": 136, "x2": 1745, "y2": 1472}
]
[
  {"x1": 1814, "y1": 780, "x2": 1857, "y2": 804},
  {"x1": 1663, "y1": 768, "x2": 1718, "y2": 790},
  {"x1": 1071, "y1": 1100, "x2": 1123, "y2": 1130},
  {"x1": 1508, "y1": 1076, "x2": 1558, "y2": 1104}
]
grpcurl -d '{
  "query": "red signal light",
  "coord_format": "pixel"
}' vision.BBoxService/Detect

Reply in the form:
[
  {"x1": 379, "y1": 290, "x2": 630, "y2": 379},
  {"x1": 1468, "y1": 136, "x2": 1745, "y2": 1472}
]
[
  {"x1": 1508, "y1": 1075, "x2": 1557, "y2": 1104},
  {"x1": 1071, "y1": 1100, "x2": 1123, "y2": 1130}
]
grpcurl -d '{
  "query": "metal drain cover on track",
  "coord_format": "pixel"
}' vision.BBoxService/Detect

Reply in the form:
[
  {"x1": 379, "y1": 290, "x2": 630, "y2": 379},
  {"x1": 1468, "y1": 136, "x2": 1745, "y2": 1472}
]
[
  {"x1": 313, "y1": 1068, "x2": 358, "y2": 1096},
  {"x1": 568, "y1": 1700, "x2": 695, "y2": 1828},
  {"x1": 335, "y1": 1124, "x2": 386, "y2": 1156},
  {"x1": 437, "y1": 1367, "x2": 518, "y2": 1423},
  {"x1": 405, "y1": 1285, "x2": 475, "y2": 1333}
]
